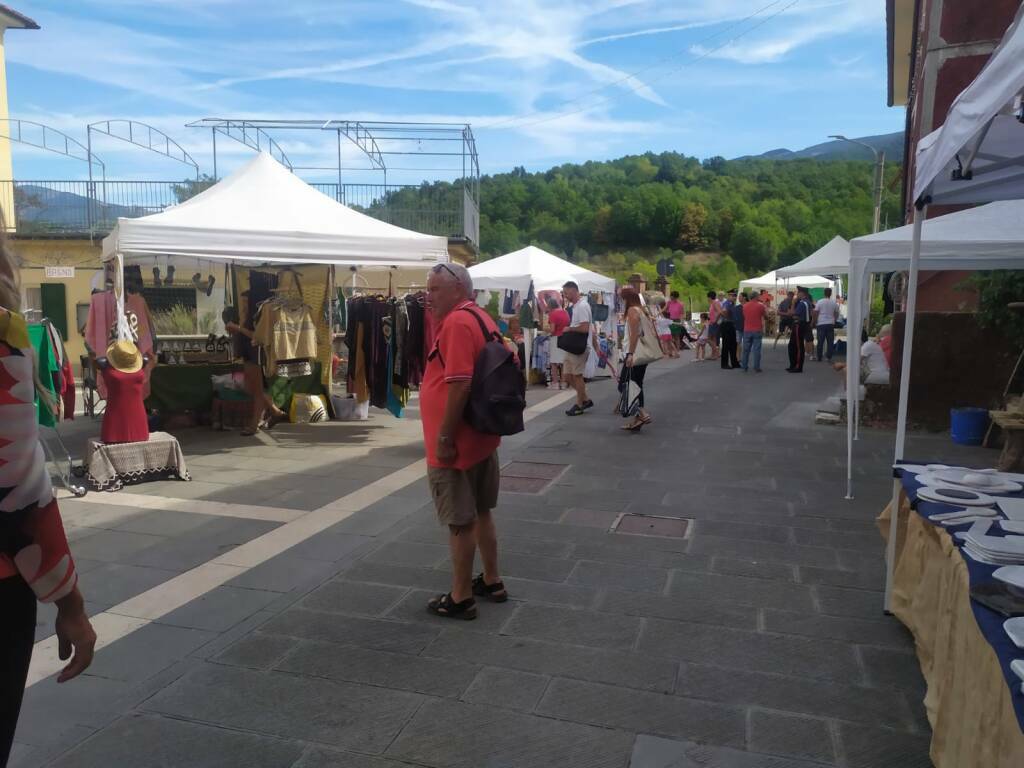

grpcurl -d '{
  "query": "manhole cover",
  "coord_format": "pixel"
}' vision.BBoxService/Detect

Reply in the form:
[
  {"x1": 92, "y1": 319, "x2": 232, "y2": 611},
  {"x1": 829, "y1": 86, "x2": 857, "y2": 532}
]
[
  {"x1": 502, "y1": 461, "x2": 568, "y2": 479},
  {"x1": 501, "y1": 461, "x2": 569, "y2": 494},
  {"x1": 612, "y1": 513, "x2": 691, "y2": 538},
  {"x1": 502, "y1": 476, "x2": 553, "y2": 494}
]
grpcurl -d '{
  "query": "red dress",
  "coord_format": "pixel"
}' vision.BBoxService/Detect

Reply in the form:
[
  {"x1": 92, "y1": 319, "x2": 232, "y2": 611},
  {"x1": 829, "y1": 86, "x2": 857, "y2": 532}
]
[{"x1": 100, "y1": 366, "x2": 150, "y2": 444}]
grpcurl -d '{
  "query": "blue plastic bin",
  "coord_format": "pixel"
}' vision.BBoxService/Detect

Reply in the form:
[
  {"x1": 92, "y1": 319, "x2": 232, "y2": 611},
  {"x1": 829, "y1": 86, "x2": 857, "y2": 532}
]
[{"x1": 950, "y1": 407, "x2": 988, "y2": 446}]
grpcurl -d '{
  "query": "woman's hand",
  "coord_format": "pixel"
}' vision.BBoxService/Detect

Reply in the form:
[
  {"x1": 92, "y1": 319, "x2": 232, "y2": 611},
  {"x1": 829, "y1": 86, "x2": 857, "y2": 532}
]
[
  {"x1": 224, "y1": 321, "x2": 240, "y2": 334},
  {"x1": 54, "y1": 587, "x2": 97, "y2": 683}
]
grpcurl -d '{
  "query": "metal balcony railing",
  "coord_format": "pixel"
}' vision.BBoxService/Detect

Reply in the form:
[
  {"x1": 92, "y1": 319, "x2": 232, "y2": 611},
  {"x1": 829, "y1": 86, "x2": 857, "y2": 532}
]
[{"x1": 0, "y1": 179, "x2": 479, "y2": 243}]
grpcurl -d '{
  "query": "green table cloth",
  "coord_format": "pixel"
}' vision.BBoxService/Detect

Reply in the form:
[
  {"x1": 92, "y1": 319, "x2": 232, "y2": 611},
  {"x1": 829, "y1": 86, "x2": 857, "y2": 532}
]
[{"x1": 147, "y1": 362, "x2": 325, "y2": 413}]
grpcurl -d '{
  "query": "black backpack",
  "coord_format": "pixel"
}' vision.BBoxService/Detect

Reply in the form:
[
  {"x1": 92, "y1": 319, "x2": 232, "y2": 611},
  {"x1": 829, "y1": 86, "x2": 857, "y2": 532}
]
[{"x1": 460, "y1": 307, "x2": 526, "y2": 436}]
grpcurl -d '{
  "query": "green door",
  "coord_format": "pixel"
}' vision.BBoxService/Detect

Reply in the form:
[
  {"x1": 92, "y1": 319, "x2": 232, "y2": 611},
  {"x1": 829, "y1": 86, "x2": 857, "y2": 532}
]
[{"x1": 40, "y1": 283, "x2": 68, "y2": 341}]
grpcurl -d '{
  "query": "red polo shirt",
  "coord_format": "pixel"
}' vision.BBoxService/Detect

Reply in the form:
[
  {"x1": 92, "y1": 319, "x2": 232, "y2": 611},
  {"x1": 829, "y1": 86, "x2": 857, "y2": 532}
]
[{"x1": 421, "y1": 301, "x2": 501, "y2": 470}]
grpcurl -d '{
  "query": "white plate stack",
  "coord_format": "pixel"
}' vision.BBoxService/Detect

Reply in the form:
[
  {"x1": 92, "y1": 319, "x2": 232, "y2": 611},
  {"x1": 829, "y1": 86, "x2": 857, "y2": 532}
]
[{"x1": 959, "y1": 521, "x2": 1024, "y2": 565}]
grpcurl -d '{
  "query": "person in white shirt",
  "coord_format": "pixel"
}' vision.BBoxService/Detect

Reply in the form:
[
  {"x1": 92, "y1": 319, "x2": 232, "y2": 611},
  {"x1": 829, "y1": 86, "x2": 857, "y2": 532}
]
[
  {"x1": 561, "y1": 281, "x2": 593, "y2": 416},
  {"x1": 812, "y1": 287, "x2": 839, "y2": 362}
]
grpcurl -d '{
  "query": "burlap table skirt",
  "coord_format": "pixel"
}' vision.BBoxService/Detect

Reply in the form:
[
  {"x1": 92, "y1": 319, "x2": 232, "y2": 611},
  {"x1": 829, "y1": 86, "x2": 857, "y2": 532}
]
[
  {"x1": 878, "y1": 496, "x2": 1024, "y2": 768},
  {"x1": 86, "y1": 431, "x2": 191, "y2": 491}
]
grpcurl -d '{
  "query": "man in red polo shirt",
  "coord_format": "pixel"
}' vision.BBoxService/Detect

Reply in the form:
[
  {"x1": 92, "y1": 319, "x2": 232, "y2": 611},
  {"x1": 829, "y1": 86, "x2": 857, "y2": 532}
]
[{"x1": 421, "y1": 262, "x2": 507, "y2": 620}]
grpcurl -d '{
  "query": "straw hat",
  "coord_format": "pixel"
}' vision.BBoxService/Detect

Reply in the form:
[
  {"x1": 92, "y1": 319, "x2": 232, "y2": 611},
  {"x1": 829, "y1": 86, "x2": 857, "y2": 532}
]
[{"x1": 106, "y1": 339, "x2": 143, "y2": 373}]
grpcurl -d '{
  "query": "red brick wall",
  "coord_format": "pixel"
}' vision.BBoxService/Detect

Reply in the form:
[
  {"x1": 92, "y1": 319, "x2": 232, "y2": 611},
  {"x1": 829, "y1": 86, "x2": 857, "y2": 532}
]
[{"x1": 902, "y1": 0, "x2": 1022, "y2": 310}]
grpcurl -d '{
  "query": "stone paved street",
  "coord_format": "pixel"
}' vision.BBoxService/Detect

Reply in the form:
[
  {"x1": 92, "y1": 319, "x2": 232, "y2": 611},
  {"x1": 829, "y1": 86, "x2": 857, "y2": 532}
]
[{"x1": 12, "y1": 345, "x2": 991, "y2": 767}]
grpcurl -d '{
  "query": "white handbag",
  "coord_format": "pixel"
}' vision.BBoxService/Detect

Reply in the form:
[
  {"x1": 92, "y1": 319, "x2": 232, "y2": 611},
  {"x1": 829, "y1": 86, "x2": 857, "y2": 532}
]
[{"x1": 632, "y1": 313, "x2": 664, "y2": 366}]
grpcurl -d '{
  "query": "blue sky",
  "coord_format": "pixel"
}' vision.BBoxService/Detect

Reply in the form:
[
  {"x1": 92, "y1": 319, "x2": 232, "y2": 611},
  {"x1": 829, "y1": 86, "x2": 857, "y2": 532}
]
[{"x1": 5, "y1": 0, "x2": 901, "y2": 184}]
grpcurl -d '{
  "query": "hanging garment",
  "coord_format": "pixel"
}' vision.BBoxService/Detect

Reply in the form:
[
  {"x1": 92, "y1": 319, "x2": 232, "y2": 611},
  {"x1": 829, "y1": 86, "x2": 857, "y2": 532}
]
[
  {"x1": 532, "y1": 335, "x2": 550, "y2": 372},
  {"x1": 253, "y1": 302, "x2": 318, "y2": 378},
  {"x1": 404, "y1": 293, "x2": 427, "y2": 386},
  {"x1": 27, "y1": 324, "x2": 59, "y2": 427},
  {"x1": 100, "y1": 366, "x2": 150, "y2": 444}
]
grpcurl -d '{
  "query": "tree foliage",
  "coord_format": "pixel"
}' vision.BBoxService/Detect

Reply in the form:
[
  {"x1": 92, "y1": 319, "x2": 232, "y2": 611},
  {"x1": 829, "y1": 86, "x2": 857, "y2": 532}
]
[{"x1": 471, "y1": 151, "x2": 901, "y2": 277}]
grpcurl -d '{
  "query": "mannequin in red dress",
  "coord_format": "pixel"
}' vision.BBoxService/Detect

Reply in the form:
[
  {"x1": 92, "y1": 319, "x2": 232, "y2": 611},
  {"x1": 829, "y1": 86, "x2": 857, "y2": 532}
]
[{"x1": 98, "y1": 340, "x2": 150, "y2": 444}]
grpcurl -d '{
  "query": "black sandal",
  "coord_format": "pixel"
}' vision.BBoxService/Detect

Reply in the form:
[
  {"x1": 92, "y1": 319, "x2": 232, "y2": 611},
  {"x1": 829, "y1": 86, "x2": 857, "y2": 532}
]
[
  {"x1": 427, "y1": 593, "x2": 477, "y2": 620},
  {"x1": 472, "y1": 574, "x2": 508, "y2": 603}
]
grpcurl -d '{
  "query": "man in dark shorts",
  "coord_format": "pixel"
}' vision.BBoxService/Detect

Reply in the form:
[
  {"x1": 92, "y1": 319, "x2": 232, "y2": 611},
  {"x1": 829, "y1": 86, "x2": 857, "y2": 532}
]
[{"x1": 421, "y1": 262, "x2": 507, "y2": 620}]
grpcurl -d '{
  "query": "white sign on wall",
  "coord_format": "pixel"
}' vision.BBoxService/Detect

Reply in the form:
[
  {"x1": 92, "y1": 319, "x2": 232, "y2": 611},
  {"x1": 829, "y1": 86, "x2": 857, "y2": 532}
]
[{"x1": 44, "y1": 266, "x2": 75, "y2": 279}]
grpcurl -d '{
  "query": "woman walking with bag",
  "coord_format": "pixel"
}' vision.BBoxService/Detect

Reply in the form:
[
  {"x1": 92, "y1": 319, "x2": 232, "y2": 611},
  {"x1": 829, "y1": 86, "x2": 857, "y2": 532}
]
[{"x1": 619, "y1": 287, "x2": 657, "y2": 432}]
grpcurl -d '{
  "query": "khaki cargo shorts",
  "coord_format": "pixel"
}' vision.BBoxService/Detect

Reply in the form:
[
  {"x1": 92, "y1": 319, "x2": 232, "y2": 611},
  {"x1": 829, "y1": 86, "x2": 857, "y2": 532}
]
[
  {"x1": 427, "y1": 452, "x2": 500, "y2": 527},
  {"x1": 563, "y1": 351, "x2": 588, "y2": 376}
]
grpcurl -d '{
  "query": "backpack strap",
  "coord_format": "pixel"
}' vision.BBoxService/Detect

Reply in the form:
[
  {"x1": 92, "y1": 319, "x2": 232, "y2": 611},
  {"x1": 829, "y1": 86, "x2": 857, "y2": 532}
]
[{"x1": 460, "y1": 306, "x2": 501, "y2": 344}]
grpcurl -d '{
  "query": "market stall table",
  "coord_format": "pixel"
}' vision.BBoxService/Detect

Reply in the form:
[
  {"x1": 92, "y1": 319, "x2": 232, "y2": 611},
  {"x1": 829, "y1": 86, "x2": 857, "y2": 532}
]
[
  {"x1": 85, "y1": 431, "x2": 191, "y2": 491},
  {"x1": 146, "y1": 362, "x2": 326, "y2": 413},
  {"x1": 879, "y1": 464, "x2": 1024, "y2": 768}
]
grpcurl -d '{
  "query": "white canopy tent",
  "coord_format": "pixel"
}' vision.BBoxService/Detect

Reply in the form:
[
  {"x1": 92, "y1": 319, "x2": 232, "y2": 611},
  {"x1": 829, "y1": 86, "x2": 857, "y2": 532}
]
[
  {"x1": 468, "y1": 245, "x2": 616, "y2": 295},
  {"x1": 101, "y1": 152, "x2": 449, "y2": 267},
  {"x1": 845, "y1": 3, "x2": 1024, "y2": 612},
  {"x1": 776, "y1": 236, "x2": 850, "y2": 278},
  {"x1": 739, "y1": 269, "x2": 834, "y2": 292}
]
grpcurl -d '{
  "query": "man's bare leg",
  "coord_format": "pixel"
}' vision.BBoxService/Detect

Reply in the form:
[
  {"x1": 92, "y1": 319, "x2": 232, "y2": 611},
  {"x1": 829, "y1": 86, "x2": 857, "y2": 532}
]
[
  {"x1": 449, "y1": 522, "x2": 477, "y2": 603},
  {"x1": 475, "y1": 510, "x2": 501, "y2": 585}
]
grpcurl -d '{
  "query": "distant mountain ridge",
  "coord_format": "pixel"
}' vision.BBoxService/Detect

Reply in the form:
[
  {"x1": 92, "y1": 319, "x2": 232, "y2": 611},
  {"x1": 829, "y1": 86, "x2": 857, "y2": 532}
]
[{"x1": 738, "y1": 131, "x2": 904, "y2": 163}]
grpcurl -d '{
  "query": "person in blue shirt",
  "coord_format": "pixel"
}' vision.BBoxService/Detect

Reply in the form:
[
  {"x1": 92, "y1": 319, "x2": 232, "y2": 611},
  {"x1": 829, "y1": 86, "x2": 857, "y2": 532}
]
[{"x1": 718, "y1": 289, "x2": 740, "y2": 369}]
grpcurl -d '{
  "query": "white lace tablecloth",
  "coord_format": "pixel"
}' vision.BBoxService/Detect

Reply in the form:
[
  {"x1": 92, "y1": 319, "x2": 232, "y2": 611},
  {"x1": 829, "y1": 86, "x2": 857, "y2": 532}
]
[{"x1": 85, "y1": 431, "x2": 191, "y2": 491}]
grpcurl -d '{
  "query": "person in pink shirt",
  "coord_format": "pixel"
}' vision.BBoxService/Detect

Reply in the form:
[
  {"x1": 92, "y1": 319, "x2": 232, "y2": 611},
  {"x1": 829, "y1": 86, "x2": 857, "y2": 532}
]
[
  {"x1": 546, "y1": 297, "x2": 570, "y2": 389},
  {"x1": 666, "y1": 292, "x2": 684, "y2": 322},
  {"x1": 740, "y1": 292, "x2": 768, "y2": 372}
]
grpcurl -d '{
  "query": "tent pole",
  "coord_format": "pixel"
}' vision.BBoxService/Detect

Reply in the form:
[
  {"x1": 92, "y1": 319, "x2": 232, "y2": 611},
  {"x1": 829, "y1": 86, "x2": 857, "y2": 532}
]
[
  {"x1": 845, "y1": 268, "x2": 859, "y2": 500},
  {"x1": 327, "y1": 265, "x2": 335, "y2": 393},
  {"x1": 883, "y1": 206, "x2": 926, "y2": 613}
]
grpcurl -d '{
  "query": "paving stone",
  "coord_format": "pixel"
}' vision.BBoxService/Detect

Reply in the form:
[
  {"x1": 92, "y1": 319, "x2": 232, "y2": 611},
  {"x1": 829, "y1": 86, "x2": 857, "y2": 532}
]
[
  {"x1": 503, "y1": 603, "x2": 641, "y2": 649},
  {"x1": 226, "y1": 552, "x2": 340, "y2": 593},
  {"x1": 598, "y1": 589, "x2": 757, "y2": 630},
  {"x1": 836, "y1": 722, "x2": 933, "y2": 768},
  {"x1": 48, "y1": 714, "x2": 305, "y2": 768},
  {"x1": 112, "y1": 510, "x2": 217, "y2": 537},
  {"x1": 568, "y1": 559, "x2": 669, "y2": 593},
  {"x1": 15, "y1": 673, "x2": 132, "y2": 746},
  {"x1": 157, "y1": 585, "x2": 280, "y2": 632},
  {"x1": 836, "y1": 548, "x2": 886, "y2": 572},
  {"x1": 423, "y1": 628, "x2": 676, "y2": 692},
  {"x1": 500, "y1": 576, "x2": 598, "y2": 608},
  {"x1": 299, "y1": 580, "x2": 409, "y2": 616},
  {"x1": 638, "y1": 618, "x2": 861, "y2": 682},
  {"x1": 341, "y1": 560, "x2": 453, "y2": 591},
  {"x1": 629, "y1": 735, "x2": 828, "y2": 768},
  {"x1": 499, "y1": 517, "x2": 627, "y2": 545},
  {"x1": 792, "y1": 528, "x2": 883, "y2": 551},
  {"x1": 260, "y1": 607, "x2": 440, "y2": 654},
  {"x1": 363, "y1": 540, "x2": 450, "y2": 568},
  {"x1": 123, "y1": 518, "x2": 281, "y2": 571},
  {"x1": 571, "y1": 541, "x2": 705, "y2": 569},
  {"x1": 815, "y1": 584, "x2": 887, "y2": 619},
  {"x1": 85, "y1": 623, "x2": 217, "y2": 683},
  {"x1": 385, "y1": 589, "x2": 511, "y2": 634},
  {"x1": 475, "y1": 550, "x2": 576, "y2": 583},
  {"x1": 386, "y1": 697, "x2": 633, "y2": 768},
  {"x1": 711, "y1": 557, "x2": 797, "y2": 582},
  {"x1": 284, "y1": 531, "x2": 373, "y2": 563},
  {"x1": 77, "y1": 562, "x2": 180, "y2": 606},
  {"x1": 277, "y1": 638, "x2": 478, "y2": 697},
  {"x1": 397, "y1": 524, "x2": 572, "y2": 557},
  {"x1": 749, "y1": 710, "x2": 836, "y2": 764},
  {"x1": 213, "y1": 632, "x2": 297, "y2": 670},
  {"x1": 144, "y1": 664, "x2": 423, "y2": 753},
  {"x1": 493, "y1": 500, "x2": 569, "y2": 522},
  {"x1": 668, "y1": 570, "x2": 815, "y2": 611},
  {"x1": 460, "y1": 668, "x2": 550, "y2": 712},
  {"x1": 675, "y1": 663, "x2": 916, "y2": 729},
  {"x1": 688, "y1": 535, "x2": 839, "y2": 568},
  {"x1": 63, "y1": 529, "x2": 166, "y2": 563},
  {"x1": 859, "y1": 646, "x2": 927, "y2": 694},
  {"x1": 695, "y1": 520, "x2": 794, "y2": 544},
  {"x1": 559, "y1": 507, "x2": 621, "y2": 527},
  {"x1": 797, "y1": 565, "x2": 884, "y2": 591},
  {"x1": 295, "y1": 748, "x2": 421, "y2": 768},
  {"x1": 764, "y1": 609, "x2": 911, "y2": 647},
  {"x1": 536, "y1": 678, "x2": 746, "y2": 748}
]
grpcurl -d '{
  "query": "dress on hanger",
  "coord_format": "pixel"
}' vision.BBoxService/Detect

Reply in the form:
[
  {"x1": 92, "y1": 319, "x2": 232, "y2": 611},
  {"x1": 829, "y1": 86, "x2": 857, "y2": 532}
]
[{"x1": 100, "y1": 366, "x2": 150, "y2": 444}]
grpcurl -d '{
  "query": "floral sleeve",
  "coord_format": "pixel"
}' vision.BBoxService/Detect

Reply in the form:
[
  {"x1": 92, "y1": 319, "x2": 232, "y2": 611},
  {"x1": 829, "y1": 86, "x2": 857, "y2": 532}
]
[{"x1": 0, "y1": 310, "x2": 77, "y2": 602}]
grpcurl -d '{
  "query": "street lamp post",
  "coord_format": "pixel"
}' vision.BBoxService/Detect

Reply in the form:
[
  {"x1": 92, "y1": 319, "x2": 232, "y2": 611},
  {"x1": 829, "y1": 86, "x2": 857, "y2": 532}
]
[
  {"x1": 829, "y1": 134, "x2": 885, "y2": 235},
  {"x1": 829, "y1": 134, "x2": 886, "y2": 444}
]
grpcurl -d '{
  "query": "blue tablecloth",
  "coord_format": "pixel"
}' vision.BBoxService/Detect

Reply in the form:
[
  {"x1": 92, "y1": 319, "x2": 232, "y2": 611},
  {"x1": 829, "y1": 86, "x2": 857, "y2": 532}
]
[{"x1": 896, "y1": 463, "x2": 1024, "y2": 732}]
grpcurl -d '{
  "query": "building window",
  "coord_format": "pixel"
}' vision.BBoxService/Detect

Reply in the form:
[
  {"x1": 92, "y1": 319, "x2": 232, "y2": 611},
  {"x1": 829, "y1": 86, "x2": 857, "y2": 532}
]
[{"x1": 23, "y1": 286, "x2": 42, "y2": 323}]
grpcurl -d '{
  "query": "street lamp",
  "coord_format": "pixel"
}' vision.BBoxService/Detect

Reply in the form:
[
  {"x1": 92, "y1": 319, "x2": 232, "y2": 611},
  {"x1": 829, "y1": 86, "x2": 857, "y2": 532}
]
[{"x1": 829, "y1": 134, "x2": 885, "y2": 234}]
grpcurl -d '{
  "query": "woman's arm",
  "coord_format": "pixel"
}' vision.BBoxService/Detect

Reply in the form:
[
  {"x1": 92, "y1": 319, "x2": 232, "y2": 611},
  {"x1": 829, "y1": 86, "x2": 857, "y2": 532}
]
[
  {"x1": 225, "y1": 322, "x2": 255, "y2": 340},
  {"x1": 626, "y1": 307, "x2": 641, "y2": 356}
]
